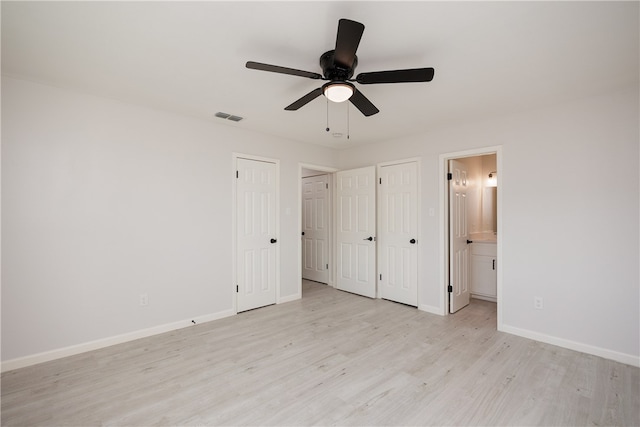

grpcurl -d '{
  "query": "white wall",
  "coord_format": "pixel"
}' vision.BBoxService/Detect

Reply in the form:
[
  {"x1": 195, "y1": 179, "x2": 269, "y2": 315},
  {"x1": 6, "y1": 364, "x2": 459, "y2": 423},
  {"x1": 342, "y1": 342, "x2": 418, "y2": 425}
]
[
  {"x1": 1, "y1": 77, "x2": 338, "y2": 364},
  {"x1": 337, "y1": 86, "x2": 639, "y2": 364},
  {"x1": 3, "y1": 77, "x2": 638, "y2": 368}
]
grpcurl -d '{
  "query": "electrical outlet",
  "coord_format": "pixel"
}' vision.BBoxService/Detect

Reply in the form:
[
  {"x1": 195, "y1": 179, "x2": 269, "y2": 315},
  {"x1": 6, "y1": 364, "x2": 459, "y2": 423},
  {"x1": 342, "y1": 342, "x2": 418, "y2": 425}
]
[
  {"x1": 534, "y1": 296, "x2": 543, "y2": 310},
  {"x1": 139, "y1": 293, "x2": 148, "y2": 306}
]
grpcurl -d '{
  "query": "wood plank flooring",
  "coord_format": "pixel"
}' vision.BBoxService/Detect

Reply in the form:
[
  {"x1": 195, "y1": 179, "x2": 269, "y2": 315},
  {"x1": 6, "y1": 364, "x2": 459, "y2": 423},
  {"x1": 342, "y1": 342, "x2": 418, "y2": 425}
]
[{"x1": 2, "y1": 280, "x2": 639, "y2": 426}]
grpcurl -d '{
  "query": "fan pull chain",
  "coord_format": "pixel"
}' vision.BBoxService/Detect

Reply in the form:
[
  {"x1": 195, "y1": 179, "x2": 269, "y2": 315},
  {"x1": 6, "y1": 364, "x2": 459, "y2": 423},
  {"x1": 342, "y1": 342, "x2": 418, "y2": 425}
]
[
  {"x1": 347, "y1": 102, "x2": 350, "y2": 140},
  {"x1": 325, "y1": 97, "x2": 330, "y2": 132}
]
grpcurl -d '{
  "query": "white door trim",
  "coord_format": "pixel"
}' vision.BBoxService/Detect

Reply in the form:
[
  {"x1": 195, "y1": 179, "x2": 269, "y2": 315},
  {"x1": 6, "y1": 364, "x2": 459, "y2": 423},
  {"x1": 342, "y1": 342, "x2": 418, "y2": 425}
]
[
  {"x1": 376, "y1": 158, "x2": 421, "y2": 306},
  {"x1": 232, "y1": 153, "x2": 281, "y2": 313},
  {"x1": 301, "y1": 174, "x2": 330, "y2": 284},
  {"x1": 439, "y1": 146, "x2": 503, "y2": 329},
  {"x1": 297, "y1": 163, "x2": 338, "y2": 298}
]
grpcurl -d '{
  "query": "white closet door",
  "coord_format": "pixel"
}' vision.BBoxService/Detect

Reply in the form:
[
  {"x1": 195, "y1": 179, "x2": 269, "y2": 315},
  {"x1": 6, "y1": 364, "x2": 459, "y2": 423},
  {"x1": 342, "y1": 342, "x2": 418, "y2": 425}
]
[
  {"x1": 379, "y1": 161, "x2": 418, "y2": 306},
  {"x1": 449, "y1": 159, "x2": 470, "y2": 313},
  {"x1": 336, "y1": 166, "x2": 376, "y2": 298},
  {"x1": 236, "y1": 158, "x2": 277, "y2": 312},
  {"x1": 302, "y1": 174, "x2": 329, "y2": 283}
]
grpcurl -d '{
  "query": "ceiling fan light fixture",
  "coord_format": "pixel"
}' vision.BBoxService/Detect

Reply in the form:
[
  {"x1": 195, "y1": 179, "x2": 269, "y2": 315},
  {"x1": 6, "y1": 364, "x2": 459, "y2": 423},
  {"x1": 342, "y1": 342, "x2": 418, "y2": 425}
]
[
  {"x1": 246, "y1": 19, "x2": 432, "y2": 116},
  {"x1": 323, "y1": 82, "x2": 354, "y2": 103}
]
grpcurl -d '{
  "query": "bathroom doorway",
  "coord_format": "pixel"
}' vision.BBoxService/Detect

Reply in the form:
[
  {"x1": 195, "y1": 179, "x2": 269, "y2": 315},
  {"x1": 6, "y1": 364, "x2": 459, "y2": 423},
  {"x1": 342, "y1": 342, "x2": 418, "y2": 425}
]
[
  {"x1": 441, "y1": 147, "x2": 502, "y2": 326},
  {"x1": 298, "y1": 164, "x2": 337, "y2": 297}
]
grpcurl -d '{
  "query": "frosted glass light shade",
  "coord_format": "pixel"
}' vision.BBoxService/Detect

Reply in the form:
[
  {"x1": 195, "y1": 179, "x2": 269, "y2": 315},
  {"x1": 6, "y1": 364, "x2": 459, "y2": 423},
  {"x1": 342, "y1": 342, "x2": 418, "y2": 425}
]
[
  {"x1": 487, "y1": 171, "x2": 497, "y2": 187},
  {"x1": 323, "y1": 83, "x2": 354, "y2": 103}
]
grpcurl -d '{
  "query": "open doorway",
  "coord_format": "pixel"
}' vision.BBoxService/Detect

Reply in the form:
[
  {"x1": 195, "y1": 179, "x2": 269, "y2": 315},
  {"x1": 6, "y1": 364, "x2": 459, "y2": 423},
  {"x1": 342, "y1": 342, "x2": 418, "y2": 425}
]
[
  {"x1": 298, "y1": 164, "x2": 338, "y2": 298},
  {"x1": 441, "y1": 147, "x2": 502, "y2": 326},
  {"x1": 301, "y1": 169, "x2": 330, "y2": 285},
  {"x1": 297, "y1": 160, "x2": 420, "y2": 306}
]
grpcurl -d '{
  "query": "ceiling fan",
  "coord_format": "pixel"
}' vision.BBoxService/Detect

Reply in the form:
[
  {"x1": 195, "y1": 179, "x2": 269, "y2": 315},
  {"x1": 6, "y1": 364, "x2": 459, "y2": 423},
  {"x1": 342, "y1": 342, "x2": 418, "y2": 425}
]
[{"x1": 246, "y1": 18, "x2": 434, "y2": 117}]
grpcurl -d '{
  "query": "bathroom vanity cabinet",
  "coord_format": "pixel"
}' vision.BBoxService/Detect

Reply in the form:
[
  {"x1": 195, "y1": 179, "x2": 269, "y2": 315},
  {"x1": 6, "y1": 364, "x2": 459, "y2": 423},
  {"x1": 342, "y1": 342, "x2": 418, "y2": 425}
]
[{"x1": 470, "y1": 241, "x2": 497, "y2": 302}]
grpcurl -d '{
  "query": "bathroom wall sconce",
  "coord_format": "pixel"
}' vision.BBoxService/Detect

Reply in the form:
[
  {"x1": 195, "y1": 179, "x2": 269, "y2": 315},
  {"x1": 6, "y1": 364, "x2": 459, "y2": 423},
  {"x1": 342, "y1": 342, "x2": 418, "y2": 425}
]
[{"x1": 487, "y1": 171, "x2": 498, "y2": 187}]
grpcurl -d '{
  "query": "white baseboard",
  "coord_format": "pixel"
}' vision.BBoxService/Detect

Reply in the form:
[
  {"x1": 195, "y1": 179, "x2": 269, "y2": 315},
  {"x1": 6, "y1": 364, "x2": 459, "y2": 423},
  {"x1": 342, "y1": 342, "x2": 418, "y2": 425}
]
[
  {"x1": 278, "y1": 293, "x2": 301, "y2": 304},
  {"x1": 500, "y1": 324, "x2": 640, "y2": 368},
  {"x1": 6, "y1": 307, "x2": 636, "y2": 373},
  {"x1": 1, "y1": 309, "x2": 236, "y2": 373},
  {"x1": 419, "y1": 303, "x2": 444, "y2": 315},
  {"x1": 471, "y1": 294, "x2": 497, "y2": 303}
]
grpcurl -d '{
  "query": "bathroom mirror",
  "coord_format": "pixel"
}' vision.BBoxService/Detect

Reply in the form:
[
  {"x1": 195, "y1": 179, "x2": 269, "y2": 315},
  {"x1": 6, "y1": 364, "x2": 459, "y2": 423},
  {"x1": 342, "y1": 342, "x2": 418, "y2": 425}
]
[{"x1": 482, "y1": 187, "x2": 497, "y2": 233}]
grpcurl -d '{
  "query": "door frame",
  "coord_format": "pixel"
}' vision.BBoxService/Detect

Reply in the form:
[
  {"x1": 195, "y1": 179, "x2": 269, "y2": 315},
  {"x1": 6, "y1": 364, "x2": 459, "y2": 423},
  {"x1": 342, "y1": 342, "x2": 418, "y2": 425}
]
[
  {"x1": 301, "y1": 174, "x2": 330, "y2": 284},
  {"x1": 232, "y1": 153, "x2": 281, "y2": 314},
  {"x1": 297, "y1": 163, "x2": 338, "y2": 298},
  {"x1": 377, "y1": 157, "x2": 421, "y2": 306},
  {"x1": 439, "y1": 146, "x2": 503, "y2": 329}
]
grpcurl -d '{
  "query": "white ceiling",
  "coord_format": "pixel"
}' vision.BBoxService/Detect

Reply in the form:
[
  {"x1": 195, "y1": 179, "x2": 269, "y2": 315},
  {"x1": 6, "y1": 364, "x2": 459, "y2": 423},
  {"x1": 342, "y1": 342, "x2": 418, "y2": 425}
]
[{"x1": 2, "y1": 1, "x2": 638, "y2": 148}]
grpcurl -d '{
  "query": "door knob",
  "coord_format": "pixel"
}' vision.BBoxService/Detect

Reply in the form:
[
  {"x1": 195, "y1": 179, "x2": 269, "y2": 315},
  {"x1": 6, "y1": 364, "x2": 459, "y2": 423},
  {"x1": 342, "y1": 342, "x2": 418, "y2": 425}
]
[
  {"x1": 467, "y1": 239, "x2": 473, "y2": 244},
  {"x1": 301, "y1": 232, "x2": 305, "y2": 236},
  {"x1": 363, "y1": 236, "x2": 373, "y2": 241},
  {"x1": 410, "y1": 239, "x2": 416, "y2": 244},
  {"x1": 270, "y1": 238, "x2": 277, "y2": 244}
]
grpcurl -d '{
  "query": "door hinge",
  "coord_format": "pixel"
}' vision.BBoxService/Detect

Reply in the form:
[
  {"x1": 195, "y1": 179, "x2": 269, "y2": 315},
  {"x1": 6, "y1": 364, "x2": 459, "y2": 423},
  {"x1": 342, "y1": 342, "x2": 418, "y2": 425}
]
[
  {"x1": 448, "y1": 285, "x2": 453, "y2": 293},
  {"x1": 326, "y1": 264, "x2": 329, "y2": 269},
  {"x1": 236, "y1": 285, "x2": 239, "y2": 293},
  {"x1": 326, "y1": 183, "x2": 328, "y2": 189},
  {"x1": 236, "y1": 170, "x2": 239, "y2": 178},
  {"x1": 447, "y1": 173, "x2": 452, "y2": 181},
  {"x1": 380, "y1": 274, "x2": 382, "y2": 280},
  {"x1": 379, "y1": 178, "x2": 382, "y2": 184}
]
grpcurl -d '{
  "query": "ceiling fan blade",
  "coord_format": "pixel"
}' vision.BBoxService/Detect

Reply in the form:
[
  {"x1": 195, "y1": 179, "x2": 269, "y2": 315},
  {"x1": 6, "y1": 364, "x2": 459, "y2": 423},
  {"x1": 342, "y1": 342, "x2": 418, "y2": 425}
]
[
  {"x1": 349, "y1": 88, "x2": 379, "y2": 117},
  {"x1": 334, "y1": 19, "x2": 365, "y2": 69},
  {"x1": 284, "y1": 88, "x2": 323, "y2": 111},
  {"x1": 246, "y1": 61, "x2": 323, "y2": 80},
  {"x1": 356, "y1": 67, "x2": 435, "y2": 84}
]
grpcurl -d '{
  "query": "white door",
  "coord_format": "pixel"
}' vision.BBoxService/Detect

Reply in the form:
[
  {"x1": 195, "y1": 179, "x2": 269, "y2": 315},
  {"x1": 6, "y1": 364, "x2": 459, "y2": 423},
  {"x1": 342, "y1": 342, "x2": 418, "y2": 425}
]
[
  {"x1": 236, "y1": 158, "x2": 277, "y2": 312},
  {"x1": 379, "y1": 162, "x2": 418, "y2": 306},
  {"x1": 336, "y1": 166, "x2": 376, "y2": 298},
  {"x1": 449, "y1": 159, "x2": 470, "y2": 313},
  {"x1": 301, "y1": 174, "x2": 329, "y2": 283}
]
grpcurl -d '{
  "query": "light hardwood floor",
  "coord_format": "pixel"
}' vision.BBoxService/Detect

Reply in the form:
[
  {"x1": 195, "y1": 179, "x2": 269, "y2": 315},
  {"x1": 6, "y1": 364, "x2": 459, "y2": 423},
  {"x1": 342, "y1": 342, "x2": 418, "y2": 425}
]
[{"x1": 2, "y1": 280, "x2": 639, "y2": 426}]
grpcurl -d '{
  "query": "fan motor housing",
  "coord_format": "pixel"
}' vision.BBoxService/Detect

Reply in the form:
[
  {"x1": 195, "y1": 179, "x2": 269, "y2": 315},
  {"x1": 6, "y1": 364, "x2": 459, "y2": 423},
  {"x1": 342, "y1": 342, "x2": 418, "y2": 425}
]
[{"x1": 320, "y1": 50, "x2": 357, "y2": 81}]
